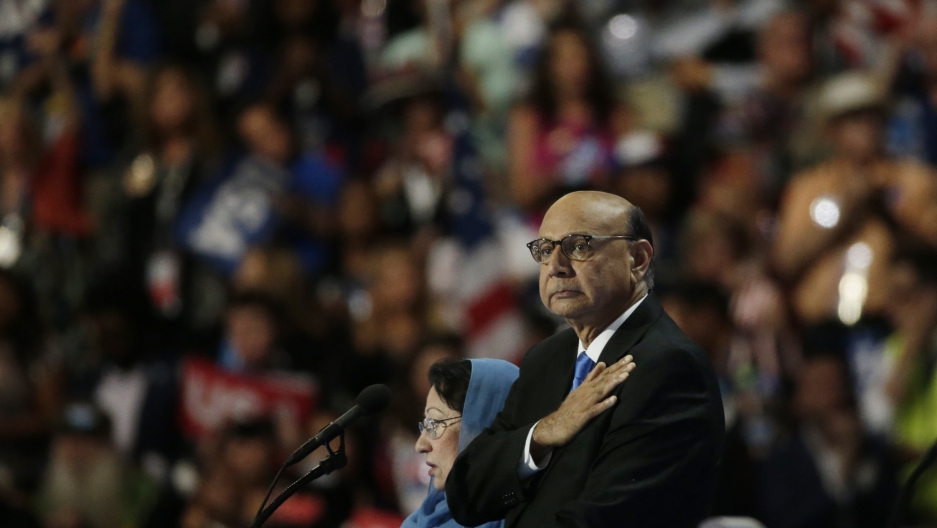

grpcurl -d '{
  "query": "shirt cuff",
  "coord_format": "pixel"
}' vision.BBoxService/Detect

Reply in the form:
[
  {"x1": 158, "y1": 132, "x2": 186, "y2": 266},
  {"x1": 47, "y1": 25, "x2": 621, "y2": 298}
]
[{"x1": 517, "y1": 421, "x2": 552, "y2": 479}]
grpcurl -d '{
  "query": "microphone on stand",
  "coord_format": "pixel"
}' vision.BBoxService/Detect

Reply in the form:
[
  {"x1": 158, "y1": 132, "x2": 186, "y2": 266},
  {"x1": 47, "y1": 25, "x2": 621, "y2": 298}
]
[
  {"x1": 251, "y1": 384, "x2": 392, "y2": 528},
  {"x1": 284, "y1": 383, "x2": 392, "y2": 466}
]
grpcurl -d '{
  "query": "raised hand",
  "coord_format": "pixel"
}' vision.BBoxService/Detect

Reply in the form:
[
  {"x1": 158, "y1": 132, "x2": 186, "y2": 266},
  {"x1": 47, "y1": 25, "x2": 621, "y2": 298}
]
[{"x1": 531, "y1": 355, "x2": 636, "y2": 459}]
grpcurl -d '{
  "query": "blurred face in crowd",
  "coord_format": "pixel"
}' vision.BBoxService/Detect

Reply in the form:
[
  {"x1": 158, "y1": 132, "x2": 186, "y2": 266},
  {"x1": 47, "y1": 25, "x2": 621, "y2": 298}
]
[
  {"x1": 794, "y1": 356, "x2": 849, "y2": 422},
  {"x1": 403, "y1": 96, "x2": 452, "y2": 174},
  {"x1": 150, "y1": 68, "x2": 196, "y2": 135},
  {"x1": 280, "y1": 37, "x2": 317, "y2": 81},
  {"x1": 238, "y1": 106, "x2": 294, "y2": 165},
  {"x1": 370, "y1": 246, "x2": 423, "y2": 312},
  {"x1": 681, "y1": 212, "x2": 747, "y2": 285},
  {"x1": 382, "y1": 311, "x2": 424, "y2": 360},
  {"x1": 223, "y1": 434, "x2": 275, "y2": 487},
  {"x1": 415, "y1": 386, "x2": 461, "y2": 490},
  {"x1": 829, "y1": 110, "x2": 883, "y2": 162},
  {"x1": 194, "y1": 468, "x2": 242, "y2": 526},
  {"x1": 338, "y1": 180, "x2": 379, "y2": 240},
  {"x1": 549, "y1": 30, "x2": 592, "y2": 100},
  {"x1": 405, "y1": 98, "x2": 442, "y2": 135},
  {"x1": 233, "y1": 248, "x2": 303, "y2": 298},
  {"x1": 758, "y1": 11, "x2": 812, "y2": 88},
  {"x1": 226, "y1": 304, "x2": 277, "y2": 370},
  {"x1": 538, "y1": 192, "x2": 652, "y2": 326},
  {"x1": 660, "y1": 298, "x2": 727, "y2": 362},
  {"x1": 822, "y1": 407, "x2": 862, "y2": 454},
  {"x1": 616, "y1": 167, "x2": 670, "y2": 221}
]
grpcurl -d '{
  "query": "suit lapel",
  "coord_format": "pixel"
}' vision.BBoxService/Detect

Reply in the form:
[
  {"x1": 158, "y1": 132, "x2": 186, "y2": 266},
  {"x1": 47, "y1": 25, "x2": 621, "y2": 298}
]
[
  {"x1": 529, "y1": 295, "x2": 664, "y2": 494},
  {"x1": 535, "y1": 329, "x2": 578, "y2": 417},
  {"x1": 511, "y1": 330, "x2": 577, "y2": 524}
]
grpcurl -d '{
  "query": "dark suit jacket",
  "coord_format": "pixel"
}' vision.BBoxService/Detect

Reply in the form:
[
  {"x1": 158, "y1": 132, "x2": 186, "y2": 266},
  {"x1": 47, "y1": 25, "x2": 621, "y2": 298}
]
[{"x1": 445, "y1": 294, "x2": 725, "y2": 528}]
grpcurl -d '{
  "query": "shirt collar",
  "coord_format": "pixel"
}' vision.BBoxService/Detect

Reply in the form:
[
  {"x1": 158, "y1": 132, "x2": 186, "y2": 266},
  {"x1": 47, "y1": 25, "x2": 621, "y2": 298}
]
[{"x1": 577, "y1": 294, "x2": 648, "y2": 363}]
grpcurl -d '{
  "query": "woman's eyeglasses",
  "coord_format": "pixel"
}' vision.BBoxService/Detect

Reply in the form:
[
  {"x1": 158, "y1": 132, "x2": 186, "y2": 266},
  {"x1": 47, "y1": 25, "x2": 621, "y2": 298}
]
[{"x1": 418, "y1": 416, "x2": 462, "y2": 439}]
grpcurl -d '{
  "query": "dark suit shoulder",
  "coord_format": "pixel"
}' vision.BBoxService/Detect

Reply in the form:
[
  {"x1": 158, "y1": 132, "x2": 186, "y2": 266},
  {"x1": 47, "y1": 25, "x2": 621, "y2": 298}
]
[
  {"x1": 624, "y1": 314, "x2": 718, "y2": 392},
  {"x1": 519, "y1": 327, "x2": 578, "y2": 367}
]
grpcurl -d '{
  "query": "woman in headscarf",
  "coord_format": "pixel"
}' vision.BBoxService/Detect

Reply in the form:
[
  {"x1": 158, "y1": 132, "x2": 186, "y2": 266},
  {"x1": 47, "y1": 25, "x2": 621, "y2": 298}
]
[{"x1": 402, "y1": 358, "x2": 519, "y2": 528}]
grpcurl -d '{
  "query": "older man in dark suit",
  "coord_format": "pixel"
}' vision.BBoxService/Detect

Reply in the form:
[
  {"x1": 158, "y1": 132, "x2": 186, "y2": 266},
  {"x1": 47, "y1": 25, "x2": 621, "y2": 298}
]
[{"x1": 445, "y1": 191, "x2": 725, "y2": 528}]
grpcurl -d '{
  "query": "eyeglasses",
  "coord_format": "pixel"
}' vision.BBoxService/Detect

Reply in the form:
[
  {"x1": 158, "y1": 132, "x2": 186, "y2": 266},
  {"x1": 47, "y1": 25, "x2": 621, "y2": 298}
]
[
  {"x1": 527, "y1": 234, "x2": 636, "y2": 264},
  {"x1": 418, "y1": 416, "x2": 462, "y2": 440}
]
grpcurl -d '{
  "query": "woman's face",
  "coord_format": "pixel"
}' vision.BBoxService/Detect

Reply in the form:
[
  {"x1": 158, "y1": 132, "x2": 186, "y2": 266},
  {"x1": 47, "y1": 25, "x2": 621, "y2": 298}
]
[
  {"x1": 415, "y1": 387, "x2": 461, "y2": 490},
  {"x1": 549, "y1": 31, "x2": 592, "y2": 99}
]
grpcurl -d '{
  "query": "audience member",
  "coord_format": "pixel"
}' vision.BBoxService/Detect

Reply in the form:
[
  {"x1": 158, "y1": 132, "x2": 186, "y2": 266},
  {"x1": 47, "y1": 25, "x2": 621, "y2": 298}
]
[
  {"x1": 507, "y1": 15, "x2": 618, "y2": 214},
  {"x1": 178, "y1": 102, "x2": 343, "y2": 277},
  {"x1": 773, "y1": 71, "x2": 937, "y2": 325},
  {"x1": 107, "y1": 63, "x2": 225, "y2": 343},
  {"x1": 889, "y1": 13, "x2": 937, "y2": 165},
  {"x1": 0, "y1": 270, "x2": 60, "y2": 492},
  {"x1": 884, "y1": 248, "x2": 937, "y2": 523},
  {"x1": 35, "y1": 402, "x2": 158, "y2": 528},
  {"x1": 758, "y1": 353, "x2": 899, "y2": 528}
]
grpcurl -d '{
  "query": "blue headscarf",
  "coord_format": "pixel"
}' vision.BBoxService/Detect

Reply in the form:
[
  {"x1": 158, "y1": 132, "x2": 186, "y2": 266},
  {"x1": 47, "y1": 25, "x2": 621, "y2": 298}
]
[{"x1": 401, "y1": 358, "x2": 519, "y2": 528}]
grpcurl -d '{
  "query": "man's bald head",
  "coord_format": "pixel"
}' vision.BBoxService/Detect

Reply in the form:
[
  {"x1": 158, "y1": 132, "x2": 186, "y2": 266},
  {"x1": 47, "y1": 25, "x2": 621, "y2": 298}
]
[
  {"x1": 537, "y1": 191, "x2": 655, "y2": 327},
  {"x1": 543, "y1": 191, "x2": 634, "y2": 235},
  {"x1": 541, "y1": 191, "x2": 654, "y2": 284}
]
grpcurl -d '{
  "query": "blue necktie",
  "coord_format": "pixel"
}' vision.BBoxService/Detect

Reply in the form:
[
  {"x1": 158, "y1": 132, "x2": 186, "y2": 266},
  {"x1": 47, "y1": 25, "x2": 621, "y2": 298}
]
[{"x1": 571, "y1": 353, "x2": 596, "y2": 392}]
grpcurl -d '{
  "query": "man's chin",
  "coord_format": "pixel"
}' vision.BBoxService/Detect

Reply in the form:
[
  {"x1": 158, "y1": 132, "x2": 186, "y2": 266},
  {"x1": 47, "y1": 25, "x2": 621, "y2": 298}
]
[{"x1": 548, "y1": 299, "x2": 587, "y2": 319}]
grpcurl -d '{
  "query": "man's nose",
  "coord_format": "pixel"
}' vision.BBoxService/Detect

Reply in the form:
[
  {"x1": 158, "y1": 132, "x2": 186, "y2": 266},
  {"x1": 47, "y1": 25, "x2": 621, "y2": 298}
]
[{"x1": 544, "y1": 247, "x2": 573, "y2": 277}]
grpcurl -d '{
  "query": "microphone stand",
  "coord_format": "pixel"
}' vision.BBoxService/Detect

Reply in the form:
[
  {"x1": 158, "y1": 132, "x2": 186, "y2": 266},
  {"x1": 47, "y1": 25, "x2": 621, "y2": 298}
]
[
  {"x1": 250, "y1": 433, "x2": 348, "y2": 528},
  {"x1": 888, "y1": 436, "x2": 937, "y2": 528}
]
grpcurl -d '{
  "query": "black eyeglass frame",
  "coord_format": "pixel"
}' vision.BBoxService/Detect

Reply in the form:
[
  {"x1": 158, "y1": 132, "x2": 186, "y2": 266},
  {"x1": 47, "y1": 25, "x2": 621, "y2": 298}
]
[
  {"x1": 418, "y1": 416, "x2": 462, "y2": 440},
  {"x1": 526, "y1": 234, "x2": 638, "y2": 264}
]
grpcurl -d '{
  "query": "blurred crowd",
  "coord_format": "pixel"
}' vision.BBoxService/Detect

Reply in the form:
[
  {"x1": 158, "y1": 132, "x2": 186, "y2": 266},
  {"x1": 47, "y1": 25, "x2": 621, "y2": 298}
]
[{"x1": 0, "y1": 0, "x2": 936, "y2": 527}]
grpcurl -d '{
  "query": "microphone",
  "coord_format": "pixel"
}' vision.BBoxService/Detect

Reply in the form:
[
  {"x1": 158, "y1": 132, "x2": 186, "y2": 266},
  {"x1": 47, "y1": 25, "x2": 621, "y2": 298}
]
[{"x1": 284, "y1": 384, "x2": 391, "y2": 467}]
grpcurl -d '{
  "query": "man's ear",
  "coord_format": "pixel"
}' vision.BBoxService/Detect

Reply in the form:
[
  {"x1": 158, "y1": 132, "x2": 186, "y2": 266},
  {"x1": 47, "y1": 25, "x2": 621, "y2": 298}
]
[{"x1": 630, "y1": 240, "x2": 654, "y2": 283}]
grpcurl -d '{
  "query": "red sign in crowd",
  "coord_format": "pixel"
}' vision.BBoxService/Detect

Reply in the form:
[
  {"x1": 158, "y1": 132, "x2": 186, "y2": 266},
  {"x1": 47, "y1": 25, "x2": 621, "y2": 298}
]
[{"x1": 178, "y1": 357, "x2": 318, "y2": 438}]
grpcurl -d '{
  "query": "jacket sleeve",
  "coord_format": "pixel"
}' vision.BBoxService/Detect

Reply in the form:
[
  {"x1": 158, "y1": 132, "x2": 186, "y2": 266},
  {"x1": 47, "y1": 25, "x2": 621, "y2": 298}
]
[
  {"x1": 445, "y1": 365, "x2": 534, "y2": 526},
  {"x1": 554, "y1": 346, "x2": 722, "y2": 528}
]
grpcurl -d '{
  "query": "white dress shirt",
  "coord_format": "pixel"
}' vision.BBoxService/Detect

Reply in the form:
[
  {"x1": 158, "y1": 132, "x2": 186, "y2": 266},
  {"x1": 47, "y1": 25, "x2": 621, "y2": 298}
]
[{"x1": 518, "y1": 295, "x2": 647, "y2": 478}]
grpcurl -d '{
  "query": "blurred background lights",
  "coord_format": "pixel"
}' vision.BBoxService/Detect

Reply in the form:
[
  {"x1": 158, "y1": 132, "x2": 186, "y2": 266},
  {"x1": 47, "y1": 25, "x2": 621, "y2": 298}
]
[
  {"x1": 838, "y1": 272, "x2": 868, "y2": 325},
  {"x1": 0, "y1": 215, "x2": 24, "y2": 269},
  {"x1": 809, "y1": 196, "x2": 841, "y2": 228},
  {"x1": 608, "y1": 14, "x2": 639, "y2": 40},
  {"x1": 837, "y1": 242, "x2": 873, "y2": 326},
  {"x1": 846, "y1": 241, "x2": 873, "y2": 269}
]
